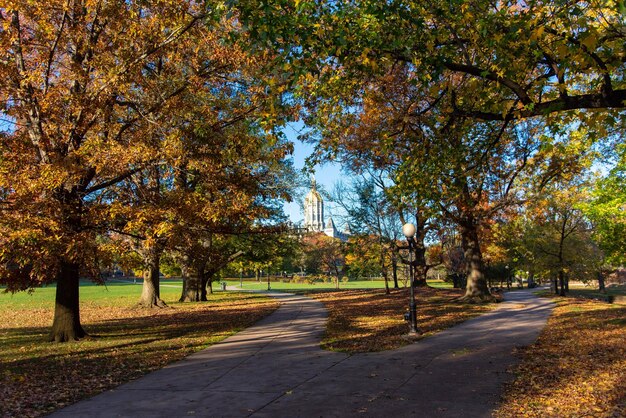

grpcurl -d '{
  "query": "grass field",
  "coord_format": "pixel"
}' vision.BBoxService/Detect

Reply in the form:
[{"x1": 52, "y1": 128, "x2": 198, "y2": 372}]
[
  {"x1": 0, "y1": 281, "x2": 278, "y2": 418},
  {"x1": 567, "y1": 283, "x2": 626, "y2": 301},
  {"x1": 223, "y1": 278, "x2": 453, "y2": 291}
]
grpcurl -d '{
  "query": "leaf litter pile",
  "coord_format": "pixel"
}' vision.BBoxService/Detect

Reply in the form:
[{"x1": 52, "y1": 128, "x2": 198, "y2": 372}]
[
  {"x1": 495, "y1": 297, "x2": 626, "y2": 417},
  {"x1": 310, "y1": 287, "x2": 497, "y2": 352},
  {"x1": 0, "y1": 293, "x2": 278, "y2": 417}
]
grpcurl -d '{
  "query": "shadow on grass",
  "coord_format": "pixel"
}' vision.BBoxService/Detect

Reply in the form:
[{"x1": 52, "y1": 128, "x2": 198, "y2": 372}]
[
  {"x1": 497, "y1": 299, "x2": 626, "y2": 418},
  {"x1": 313, "y1": 287, "x2": 494, "y2": 353},
  {"x1": 0, "y1": 295, "x2": 278, "y2": 418}
]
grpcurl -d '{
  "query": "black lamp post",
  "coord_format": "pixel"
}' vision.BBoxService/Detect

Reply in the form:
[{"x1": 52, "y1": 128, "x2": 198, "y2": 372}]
[
  {"x1": 402, "y1": 223, "x2": 419, "y2": 335},
  {"x1": 505, "y1": 265, "x2": 511, "y2": 290}
]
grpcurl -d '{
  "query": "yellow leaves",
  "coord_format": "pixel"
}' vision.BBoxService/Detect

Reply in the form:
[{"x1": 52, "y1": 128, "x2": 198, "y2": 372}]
[
  {"x1": 580, "y1": 33, "x2": 598, "y2": 50},
  {"x1": 529, "y1": 25, "x2": 545, "y2": 42}
]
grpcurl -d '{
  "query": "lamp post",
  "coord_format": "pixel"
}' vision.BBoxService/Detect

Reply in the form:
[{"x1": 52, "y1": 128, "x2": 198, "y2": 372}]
[
  {"x1": 402, "y1": 223, "x2": 419, "y2": 335},
  {"x1": 505, "y1": 265, "x2": 510, "y2": 290}
]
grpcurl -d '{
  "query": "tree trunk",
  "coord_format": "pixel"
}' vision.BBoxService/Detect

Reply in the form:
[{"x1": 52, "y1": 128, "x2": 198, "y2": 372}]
[
  {"x1": 413, "y1": 214, "x2": 429, "y2": 287},
  {"x1": 413, "y1": 264, "x2": 428, "y2": 287},
  {"x1": 460, "y1": 219, "x2": 494, "y2": 302},
  {"x1": 138, "y1": 242, "x2": 167, "y2": 308},
  {"x1": 49, "y1": 261, "x2": 87, "y2": 342},
  {"x1": 558, "y1": 270, "x2": 566, "y2": 296},
  {"x1": 553, "y1": 276, "x2": 559, "y2": 295},
  {"x1": 379, "y1": 242, "x2": 390, "y2": 294},
  {"x1": 382, "y1": 268, "x2": 390, "y2": 294},
  {"x1": 179, "y1": 262, "x2": 202, "y2": 302},
  {"x1": 598, "y1": 271, "x2": 606, "y2": 293},
  {"x1": 201, "y1": 272, "x2": 214, "y2": 300},
  {"x1": 391, "y1": 252, "x2": 399, "y2": 289},
  {"x1": 204, "y1": 276, "x2": 212, "y2": 298},
  {"x1": 49, "y1": 190, "x2": 87, "y2": 342}
]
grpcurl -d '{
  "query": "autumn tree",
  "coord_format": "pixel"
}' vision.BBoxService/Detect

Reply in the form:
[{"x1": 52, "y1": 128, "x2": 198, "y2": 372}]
[
  {"x1": 501, "y1": 177, "x2": 602, "y2": 295},
  {"x1": 0, "y1": 2, "x2": 292, "y2": 340},
  {"x1": 0, "y1": 1, "x2": 220, "y2": 341},
  {"x1": 297, "y1": 58, "x2": 551, "y2": 301},
  {"x1": 235, "y1": 0, "x2": 626, "y2": 298},
  {"x1": 301, "y1": 233, "x2": 346, "y2": 288},
  {"x1": 344, "y1": 235, "x2": 382, "y2": 280},
  {"x1": 238, "y1": 0, "x2": 626, "y2": 121}
]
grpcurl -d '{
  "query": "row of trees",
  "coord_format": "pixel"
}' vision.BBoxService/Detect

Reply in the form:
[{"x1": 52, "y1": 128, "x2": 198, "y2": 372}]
[
  {"x1": 0, "y1": 2, "x2": 297, "y2": 341},
  {"x1": 2, "y1": 1, "x2": 625, "y2": 341},
  {"x1": 236, "y1": 0, "x2": 626, "y2": 300}
]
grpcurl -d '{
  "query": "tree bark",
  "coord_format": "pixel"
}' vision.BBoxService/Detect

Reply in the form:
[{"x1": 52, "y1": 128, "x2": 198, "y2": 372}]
[
  {"x1": 49, "y1": 190, "x2": 87, "y2": 342},
  {"x1": 382, "y1": 268, "x2": 390, "y2": 294},
  {"x1": 558, "y1": 270, "x2": 566, "y2": 296},
  {"x1": 460, "y1": 219, "x2": 494, "y2": 302},
  {"x1": 201, "y1": 270, "x2": 217, "y2": 300},
  {"x1": 553, "y1": 276, "x2": 559, "y2": 295},
  {"x1": 413, "y1": 213, "x2": 429, "y2": 287},
  {"x1": 379, "y1": 241, "x2": 390, "y2": 294},
  {"x1": 598, "y1": 271, "x2": 606, "y2": 293},
  {"x1": 137, "y1": 242, "x2": 167, "y2": 308},
  {"x1": 203, "y1": 273, "x2": 212, "y2": 299},
  {"x1": 391, "y1": 251, "x2": 399, "y2": 289},
  {"x1": 49, "y1": 261, "x2": 87, "y2": 342},
  {"x1": 179, "y1": 261, "x2": 202, "y2": 302}
]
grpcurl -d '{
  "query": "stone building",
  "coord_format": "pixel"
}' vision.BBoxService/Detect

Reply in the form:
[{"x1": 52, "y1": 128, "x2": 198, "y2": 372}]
[{"x1": 303, "y1": 179, "x2": 350, "y2": 242}]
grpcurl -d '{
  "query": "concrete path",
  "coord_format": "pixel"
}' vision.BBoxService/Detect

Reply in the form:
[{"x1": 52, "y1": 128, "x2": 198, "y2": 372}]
[{"x1": 52, "y1": 289, "x2": 554, "y2": 417}]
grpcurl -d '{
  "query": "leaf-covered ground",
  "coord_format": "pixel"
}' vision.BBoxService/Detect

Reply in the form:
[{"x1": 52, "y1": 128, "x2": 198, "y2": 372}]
[
  {"x1": 0, "y1": 290, "x2": 278, "y2": 418},
  {"x1": 495, "y1": 297, "x2": 626, "y2": 417},
  {"x1": 310, "y1": 287, "x2": 497, "y2": 353}
]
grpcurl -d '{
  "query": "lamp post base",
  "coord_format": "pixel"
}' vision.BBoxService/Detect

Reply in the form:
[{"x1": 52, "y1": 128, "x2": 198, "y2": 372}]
[{"x1": 403, "y1": 330, "x2": 421, "y2": 340}]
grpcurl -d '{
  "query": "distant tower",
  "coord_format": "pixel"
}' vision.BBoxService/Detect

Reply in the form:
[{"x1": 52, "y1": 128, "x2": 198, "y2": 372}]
[
  {"x1": 324, "y1": 215, "x2": 338, "y2": 239},
  {"x1": 304, "y1": 177, "x2": 324, "y2": 232}
]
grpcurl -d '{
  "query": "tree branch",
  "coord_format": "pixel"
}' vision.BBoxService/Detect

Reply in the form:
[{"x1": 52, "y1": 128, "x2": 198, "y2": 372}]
[{"x1": 443, "y1": 61, "x2": 532, "y2": 105}]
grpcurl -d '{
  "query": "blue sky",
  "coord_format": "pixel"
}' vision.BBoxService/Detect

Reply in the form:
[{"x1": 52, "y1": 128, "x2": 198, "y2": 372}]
[{"x1": 282, "y1": 122, "x2": 346, "y2": 225}]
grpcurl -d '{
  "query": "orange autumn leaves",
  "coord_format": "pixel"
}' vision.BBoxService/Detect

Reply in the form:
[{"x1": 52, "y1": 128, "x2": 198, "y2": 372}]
[{"x1": 496, "y1": 298, "x2": 626, "y2": 417}]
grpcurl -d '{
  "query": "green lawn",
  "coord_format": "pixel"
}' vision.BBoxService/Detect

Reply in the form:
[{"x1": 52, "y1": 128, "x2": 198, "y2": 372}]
[
  {"x1": 0, "y1": 279, "x2": 182, "y2": 310},
  {"x1": 0, "y1": 278, "x2": 452, "y2": 310},
  {"x1": 536, "y1": 283, "x2": 626, "y2": 303},
  {"x1": 224, "y1": 278, "x2": 453, "y2": 291}
]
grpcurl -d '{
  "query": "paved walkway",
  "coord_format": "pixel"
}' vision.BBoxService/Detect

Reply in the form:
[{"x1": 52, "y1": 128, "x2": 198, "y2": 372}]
[{"x1": 52, "y1": 289, "x2": 554, "y2": 417}]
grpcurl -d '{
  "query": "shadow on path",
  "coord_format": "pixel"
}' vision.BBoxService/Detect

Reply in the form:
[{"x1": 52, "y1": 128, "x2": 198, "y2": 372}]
[{"x1": 51, "y1": 289, "x2": 554, "y2": 417}]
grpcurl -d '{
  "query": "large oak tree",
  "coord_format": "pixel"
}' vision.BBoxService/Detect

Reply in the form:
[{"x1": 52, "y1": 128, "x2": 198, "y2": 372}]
[{"x1": 0, "y1": 1, "x2": 291, "y2": 341}]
